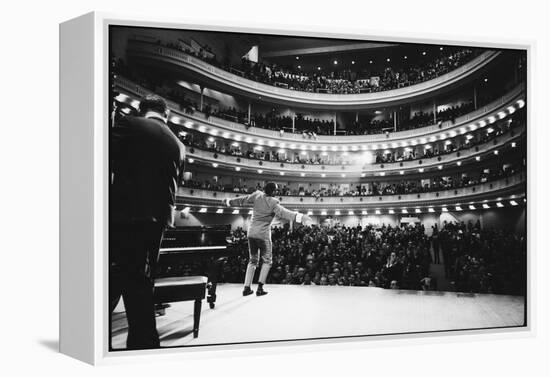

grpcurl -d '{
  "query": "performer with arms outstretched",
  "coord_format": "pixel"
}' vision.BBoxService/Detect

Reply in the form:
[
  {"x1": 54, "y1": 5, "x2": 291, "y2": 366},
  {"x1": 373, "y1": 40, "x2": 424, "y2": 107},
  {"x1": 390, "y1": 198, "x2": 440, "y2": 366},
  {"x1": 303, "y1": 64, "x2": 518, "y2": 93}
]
[{"x1": 223, "y1": 182, "x2": 312, "y2": 296}]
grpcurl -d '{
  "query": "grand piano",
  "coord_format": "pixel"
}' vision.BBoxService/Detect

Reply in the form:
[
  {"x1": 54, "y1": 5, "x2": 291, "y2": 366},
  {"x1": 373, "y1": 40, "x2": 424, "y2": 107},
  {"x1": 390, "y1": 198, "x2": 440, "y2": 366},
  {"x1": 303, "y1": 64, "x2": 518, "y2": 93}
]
[{"x1": 156, "y1": 225, "x2": 239, "y2": 308}]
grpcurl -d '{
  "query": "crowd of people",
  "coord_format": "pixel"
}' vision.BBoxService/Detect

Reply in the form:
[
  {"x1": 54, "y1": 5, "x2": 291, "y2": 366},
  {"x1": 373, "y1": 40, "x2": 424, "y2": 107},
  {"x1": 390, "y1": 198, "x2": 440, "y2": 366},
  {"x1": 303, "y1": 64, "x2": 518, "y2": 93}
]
[
  {"x1": 436, "y1": 221, "x2": 526, "y2": 295},
  {"x1": 182, "y1": 163, "x2": 522, "y2": 197},
  {"x1": 162, "y1": 38, "x2": 478, "y2": 95},
  {"x1": 112, "y1": 52, "x2": 496, "y2": 137},
  {"x1": 161, "y1": 221, "x2": 525, "y2": 295}
]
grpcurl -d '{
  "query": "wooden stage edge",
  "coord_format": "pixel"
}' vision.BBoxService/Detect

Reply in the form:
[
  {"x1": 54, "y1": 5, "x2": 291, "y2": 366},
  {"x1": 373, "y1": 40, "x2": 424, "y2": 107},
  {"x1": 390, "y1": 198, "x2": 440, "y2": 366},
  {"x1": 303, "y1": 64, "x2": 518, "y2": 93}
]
[{"x1": 111, "y1": 284, "x2": 525, "y2": 349}]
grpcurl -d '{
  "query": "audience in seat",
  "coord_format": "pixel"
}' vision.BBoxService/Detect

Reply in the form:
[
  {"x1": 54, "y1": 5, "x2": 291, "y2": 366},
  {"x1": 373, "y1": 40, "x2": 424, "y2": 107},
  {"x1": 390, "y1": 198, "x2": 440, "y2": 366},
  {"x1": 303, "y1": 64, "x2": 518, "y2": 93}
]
[{"x1": 161, "y1": 221, "x2": 525, "y2": 295}]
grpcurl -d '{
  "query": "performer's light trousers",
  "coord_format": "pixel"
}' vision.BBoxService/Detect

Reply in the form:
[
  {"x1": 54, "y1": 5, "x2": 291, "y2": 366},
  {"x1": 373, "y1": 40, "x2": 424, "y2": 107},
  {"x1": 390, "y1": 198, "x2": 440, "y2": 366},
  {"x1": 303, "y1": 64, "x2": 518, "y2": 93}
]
[{"x1": 244, "y1": 237, "x2": 273, "y2": 286}]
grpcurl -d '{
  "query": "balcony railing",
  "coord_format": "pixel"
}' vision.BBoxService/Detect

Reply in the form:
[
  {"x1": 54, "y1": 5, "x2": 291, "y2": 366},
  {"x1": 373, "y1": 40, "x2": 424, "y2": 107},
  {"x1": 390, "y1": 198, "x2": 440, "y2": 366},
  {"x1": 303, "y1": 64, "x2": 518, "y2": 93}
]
[
  {"x1": 176, "y1": 173, "x2": 525, "y2": 209},
  {"x1": 186, "y1": 125, "x2": 524, "y2": 176},
  {"x1": 127, "y1": 40, "x2": 500, "y2": 108},
  {"x1": 114, "y1": 75, "x2": 524, "y2": 146}
]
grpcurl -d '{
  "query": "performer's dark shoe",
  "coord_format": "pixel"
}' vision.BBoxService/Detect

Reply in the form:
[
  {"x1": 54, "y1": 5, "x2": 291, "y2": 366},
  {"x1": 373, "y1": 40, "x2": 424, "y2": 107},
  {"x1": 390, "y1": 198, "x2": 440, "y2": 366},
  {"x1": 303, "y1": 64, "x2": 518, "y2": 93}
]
[
  {"x1": 256, "y1": 285, "x2": 268, "y2": 296},
  {"x1": 243, "y1": 286, "x2": 254, "y2": 296}
]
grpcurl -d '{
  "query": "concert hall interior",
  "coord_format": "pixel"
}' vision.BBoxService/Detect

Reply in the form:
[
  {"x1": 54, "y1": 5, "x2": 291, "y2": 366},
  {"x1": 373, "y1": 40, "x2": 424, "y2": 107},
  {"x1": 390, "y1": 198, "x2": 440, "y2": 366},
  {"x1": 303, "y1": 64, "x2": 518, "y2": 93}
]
[{"x1": 109, "y1": 26, "x2": 527, "y2": 350}]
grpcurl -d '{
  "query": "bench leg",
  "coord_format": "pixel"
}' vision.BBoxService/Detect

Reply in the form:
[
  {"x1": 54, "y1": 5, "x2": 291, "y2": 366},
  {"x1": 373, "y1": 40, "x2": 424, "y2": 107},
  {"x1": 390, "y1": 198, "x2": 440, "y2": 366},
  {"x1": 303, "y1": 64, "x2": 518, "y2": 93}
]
[{"x1": 193, "y1": 299, "x2": 202, "y2": 338}]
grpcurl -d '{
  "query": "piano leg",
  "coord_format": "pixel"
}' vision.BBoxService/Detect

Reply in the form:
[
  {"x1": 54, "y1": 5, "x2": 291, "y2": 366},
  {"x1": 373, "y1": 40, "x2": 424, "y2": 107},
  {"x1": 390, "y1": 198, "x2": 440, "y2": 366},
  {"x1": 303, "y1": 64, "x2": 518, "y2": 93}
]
[
  {"x1": 206, "y1": 257, "x2": 226, "y2": 309},
  {"x1": 193, "y1": 299, "x2": 202, "y2": 338}
]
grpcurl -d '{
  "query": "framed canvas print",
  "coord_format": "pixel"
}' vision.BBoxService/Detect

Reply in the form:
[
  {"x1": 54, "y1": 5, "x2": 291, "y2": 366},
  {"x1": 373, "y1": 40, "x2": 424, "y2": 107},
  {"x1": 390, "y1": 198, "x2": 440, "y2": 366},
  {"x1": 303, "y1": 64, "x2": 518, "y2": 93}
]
[{"x1": 59, "y1": 12, "x2": 532, "y2": 364}]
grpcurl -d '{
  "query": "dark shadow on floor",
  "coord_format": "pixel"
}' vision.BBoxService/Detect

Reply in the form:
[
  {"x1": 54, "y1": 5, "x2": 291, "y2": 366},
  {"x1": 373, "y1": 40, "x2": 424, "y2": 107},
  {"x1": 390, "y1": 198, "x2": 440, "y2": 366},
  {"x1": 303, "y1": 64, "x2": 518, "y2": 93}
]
[{"x1": 38, "y1": 339, "x2": 59, "y2": 352}]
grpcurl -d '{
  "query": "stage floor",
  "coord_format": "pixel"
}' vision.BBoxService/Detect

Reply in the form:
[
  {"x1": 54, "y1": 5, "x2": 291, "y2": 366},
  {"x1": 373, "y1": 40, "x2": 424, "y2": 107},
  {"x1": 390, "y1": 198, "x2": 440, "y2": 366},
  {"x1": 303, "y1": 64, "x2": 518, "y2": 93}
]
[{"x1": 111, "y1": 284, "x2": 525, "y2": 349}]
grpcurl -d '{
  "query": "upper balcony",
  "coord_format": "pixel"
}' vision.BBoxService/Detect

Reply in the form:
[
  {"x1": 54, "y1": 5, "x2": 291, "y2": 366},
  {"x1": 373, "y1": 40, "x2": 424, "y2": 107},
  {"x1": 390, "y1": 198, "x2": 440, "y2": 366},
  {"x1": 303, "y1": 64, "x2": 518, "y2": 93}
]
[
  {"x1": 114, "y1": 76, "x2": 525, "y2": 149},
  {"x1": 127, "y1": 40, "x2": 500, "y2": 110}
]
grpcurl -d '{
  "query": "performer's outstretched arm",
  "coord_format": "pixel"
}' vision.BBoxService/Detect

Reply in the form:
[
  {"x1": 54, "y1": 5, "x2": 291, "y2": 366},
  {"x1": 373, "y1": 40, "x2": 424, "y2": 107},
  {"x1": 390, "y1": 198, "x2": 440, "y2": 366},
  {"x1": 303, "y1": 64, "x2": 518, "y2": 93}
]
[
  {"x1": 223, "y1": 190, "x2": 261, "y2": 207},
  {"x1": 274, "y1": 204, "x2": 312, "y2": 225}
]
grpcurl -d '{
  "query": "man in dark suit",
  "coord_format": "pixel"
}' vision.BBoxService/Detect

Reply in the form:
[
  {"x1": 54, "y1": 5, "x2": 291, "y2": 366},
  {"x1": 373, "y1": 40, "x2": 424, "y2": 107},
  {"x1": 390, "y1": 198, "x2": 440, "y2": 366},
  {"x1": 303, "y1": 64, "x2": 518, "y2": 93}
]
[{"x1": 109, "y1": 95, "x2": 185, "y2": 350}]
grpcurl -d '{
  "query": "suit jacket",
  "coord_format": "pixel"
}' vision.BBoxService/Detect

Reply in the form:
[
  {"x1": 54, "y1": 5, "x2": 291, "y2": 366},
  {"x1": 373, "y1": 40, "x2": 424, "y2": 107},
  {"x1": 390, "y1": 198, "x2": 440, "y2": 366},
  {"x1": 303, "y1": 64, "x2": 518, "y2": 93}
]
[
  {"x1": 228, "y1": 190, "x2": 297, "y2": 240},
  {"x1": 110, "y1": 115, "x2": 185, "y2": 226}
]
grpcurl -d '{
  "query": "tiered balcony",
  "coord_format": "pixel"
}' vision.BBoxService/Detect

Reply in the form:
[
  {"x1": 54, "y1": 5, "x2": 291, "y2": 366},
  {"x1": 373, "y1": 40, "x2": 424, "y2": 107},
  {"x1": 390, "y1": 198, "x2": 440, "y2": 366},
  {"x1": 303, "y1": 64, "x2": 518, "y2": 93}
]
[
  {"x1": 127, "y1": 40, "x2": 500, "y2": 109},
  {"x1": 176, "y1": 173, "x2": 525, "y2": 211}
]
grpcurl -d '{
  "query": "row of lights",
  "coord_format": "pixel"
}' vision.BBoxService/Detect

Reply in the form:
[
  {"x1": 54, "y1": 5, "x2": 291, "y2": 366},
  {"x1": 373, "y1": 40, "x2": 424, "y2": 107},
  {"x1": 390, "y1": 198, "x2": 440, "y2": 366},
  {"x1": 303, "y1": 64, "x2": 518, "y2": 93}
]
[
  {"x1": 186, "y1": 199, "x2": 524, "y2": 216},
  {"x1": 296, "y1": 47, "x2": 444, "y2": 69},
  {"x1": 188, "y1": 140, "x2": 516, "y2": 176},
  {"x1": 178, "y1": 99, "x2": 524, "y2": 153}
]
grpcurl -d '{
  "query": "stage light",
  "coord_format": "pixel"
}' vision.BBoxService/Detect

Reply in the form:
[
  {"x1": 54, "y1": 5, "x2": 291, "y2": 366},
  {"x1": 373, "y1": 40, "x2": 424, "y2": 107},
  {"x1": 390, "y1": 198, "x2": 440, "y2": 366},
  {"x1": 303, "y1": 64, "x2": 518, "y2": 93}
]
[
  {"x1": 494, "y1": 150, "x2": 499, "y2": 155},
  {"x1": 257, "y1": 169, "x2": 263, "y2": 174},
  {"x1": 198, "y1": 125, "x2": 206, "y2": 133},
  {"x1": 297, "y1": 65, "x2": 301, "y2": 69},
  {"x1": 415, "y1": 208, "x2": 421, "y2": 214},
  {"x1": 295, "y1": 56, "x2": 299, "y2": 60},
  {"x1": 428, "y1": 208, "x2": 435, "y2": 213},
  {"x1": 311, "y1": 145, "x2": 317, "y2": 151},
  {"x1": 456, "y1": 161, "x2": 462, "y2": 166},
  {"x1": 507, "y1": 106, "x2": 516, "y2": 114},
  {"x1": 307, "y1": 210, "x2": 313, "y2": 216},
  {"x1": 341, "y1": 174, "x2": 346, "y2": 178},
  {"x1": 476, "y1": 156, "x2": 481, "y2": 161},
  {"x1": 469, "y1": 205, "x2": 476, "y2": 210},
  {"x1": 348, "y1": 210, "x2": 354, "y2": 215},
  {"x1": 212, "y1": 163, "x2": 218, "y2": 168},
  {"x1": 210, "y1": 129, "x2": 218, "y2": 136},
  {"x1": 488, "y1": 116, "x2": 496, "y2": 124},
  {"x1": 455, "y1": 206, "x2": 463, "y2": 211},
  {"x1": 331, "y1": 145, "x2": 338, "y2": 151},
  {"x1": 482, "y1": 204, "x2": 490, "y2": 209},
  {"x1": 232, "y1": 209, "x2": 239, "y2": 214},
  {"x1": 333, "y1": 60, "x2": 338, "y2": 65},
  {"x1": 361, "y1": 210, "x2": 368, "y2": 215},
  {"x1": 361, "y1": 173, "x2": 366, "y2": 177},
  {"x1": 484, "y1": 78, "x2": 488, "y2": 82},
  {"x1": 234, "y1": 135, "x2": 242, "y2": 141},
  {"x1": 459, "y1": 127, "x2": 467, "y2": 134},
  {"x1": 216, "y1": 209, "x2": 223, "y2": 214},
  {"x1": 388, "y1": 209, "x2": 395, "y2": 214},
  {"x1": 188, "y1": 158, "x2": 194, "y2": 163},
  {"x1": 289, "y1": 144, "x2": 296, "y2": 149},
  {"x1": 424, "y1": 144, "x2": 432, "y2": 149},
  {"x1": 184, "y1": 121, "x2": 193, "y2": 129},
  {"x1": 510, "y1": 200, "x2": 518, "y2": 206},
  {"x1": 404, "y1": 55, "x2": 407, "y2": 59},
  {"x1": 279, "y1": 142, "x2": 286, "y2": 148},
  {"x1": 335, "y1": 210, "x2": 341, "y2": 216},
  {"x1": 321, "y1": 173, "x2": 326, "y2": 178},
  {"x1": 280, "y1": 172, "x2": 285, "y2": 176},
  {"x1": 199, "y1": 208, "x2": 207, "y2": 213},
  {"x1": 386, "y1": 58, "x2": 390, "y2": 62},
  {"x1": 257, "y1": 139, "x2": 264, "y2": 145},
  {"x1": 379, "y1": 172, "x2": 385, "y2": 176},
  {"x1": 300, "y1": 173, "x2": 306, "y2": 177},
  {"x1": 422, "y1": 51, "x2": 426, "y2": 55},
  {"x1": 438, "y1": 165, "x2": 443, "y2": 170},
  {"x1": 369, "y1": 60, "x2": 373, "y2": 64},
  {"x1": 235, "y1": 167, "x2": 241, "y2": 171},
  {"x1": 496, "y1": 202, "x2": 504, "y2": 208},
  {"x1": 254, "y1": 145, "x2": 263, "y2": 150},
  {"x1": 321, "y1": 210, "x2": 327, "y2": 216},
  {"x1": 300, "y1": 151, "x2": 307, "y2": 155},
  {"x1": 418, "y1": 168, "x2": 424, "y2": 173},
  {"x1": 402, "y1": 209, "x2": 408, "y2": 214},
  {"x1": 278, "y1": 148, "x2": 286, "y2": 154},
  {"x1": 317, "y1": 66, "x2": 321, "y2": 71},
  {"x1": 267, "y1": 140, "x2": 275, "y2": 147},
  {"x1": 440, "y1": 47, "x2": 444, "y2": 50},
  {"x1": 441, "y1": 207, "x2": 448, "y2": 212},
  {"x1": 248, "y1": 210, "x2": 254, "y2": 215},
  {"x1": 399, "y1": 170, "x2": 405, "y2": 175},
  {"x1": 498, "y1": 111, "x2": 506, "y2": 119},
  {"x1": 487, "y1": 127, "x2": 494, "y2": 134},
  {"x1": 517, "y1": 99, "x2": 525, "y2": 108},
  {"x1": 222, "y1": 131, "x2": 230, "y2": 138},
  {"x1": 511, "y1": 142, "x2": 517, "y2": 148},
  {"x1": 352, "y1": 60, "x2": 355, "y2": 65},
  {"x1": 445, "y1": 140, "x2": 452, "y2": 145},
  {"x1": 375, "y1": 209, "x2": 381, "y2": 215}
]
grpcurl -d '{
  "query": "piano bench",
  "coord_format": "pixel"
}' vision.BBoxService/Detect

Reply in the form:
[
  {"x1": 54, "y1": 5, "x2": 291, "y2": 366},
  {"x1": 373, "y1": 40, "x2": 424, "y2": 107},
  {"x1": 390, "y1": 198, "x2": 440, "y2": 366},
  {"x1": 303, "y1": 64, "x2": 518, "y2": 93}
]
[{"x1": 154, "y1": 276, "x2": 208, "y2": 338}]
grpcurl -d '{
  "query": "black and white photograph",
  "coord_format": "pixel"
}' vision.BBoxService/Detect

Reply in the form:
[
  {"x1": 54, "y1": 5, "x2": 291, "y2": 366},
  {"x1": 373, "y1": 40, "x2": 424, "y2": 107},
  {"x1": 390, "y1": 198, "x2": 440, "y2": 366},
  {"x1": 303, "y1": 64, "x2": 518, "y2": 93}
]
[{"x1": 108, "y1": 25, "x2": 527, "y2": 351}]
